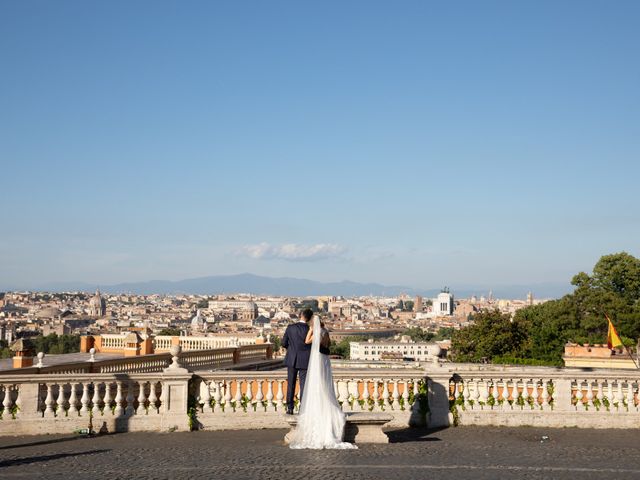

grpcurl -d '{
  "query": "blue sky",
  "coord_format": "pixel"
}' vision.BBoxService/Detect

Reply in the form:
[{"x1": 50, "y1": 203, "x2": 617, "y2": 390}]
[{"x1": 1, "y1": 1, "x2": 639, "y2": 293}]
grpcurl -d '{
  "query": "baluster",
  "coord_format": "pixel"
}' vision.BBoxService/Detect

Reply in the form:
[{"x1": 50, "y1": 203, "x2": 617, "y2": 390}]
[
  {"x1": 372, "y1": 380, "x2": 380, "y2": 411},
  {"x1": 234, "y1": 379, "x2": 242, "y2": 409},
  {"x1": 125, "y1": 381, "x2": 135, "y2": 415},
  {"x1": 68, "y1": 383, "x2": 79, "y2": 415},
  {"x1": 391, "y1": 380, "x2": 400, "y2": 410},
  {"x1": 79, "y1": 383, "x2": 90, "y2": 416},
  {"x1": 462, "y1": 380, "x2": 471, "y2": 408},
  {"x1": 92, "y1": 382, "x2": 102, "y2": 416},
  {"x1": 114, "y1": 381, "x2": 124, "y2": 416},
  {"x1": 245, "y1": 379, "x2": 253, "y2": 406},
  {"x1": 103, "y1": 383, "x2": 113, "y2": 414},
  {"x1": 605, "y1": 381, "x2": 613, "y2": 412},
  {"x1": 342, "y1": 380, "x2": 351, "y2": 410},
  {"x1": 223, "y1": 380, "x2": 232, "y2": 408},
  {"x1": 149, "y1": 382, "x2": 159, "y2": 413},
  {"x1": 276, "y1": 380, "x2": 285, "y2": 410},
  {"x1": 211, "y1": 381, "x2": 221, "y2": 412},
  {"x1": 2, "y1": 384, "x2": 13, "y2": 416},
  {"x1": 625, "y1": 381, "x2": 634, "y2": 411},
  {"x1": 14, "y1": 385, "x2": 22, "y2": 417},
  {"x1": 479, "y1": 380, "x2": 489, "y2": 408},
  {"x1": 541, "y1": 380, "x2": 549, "y2": 408},
  {"x1": 56, "y1": 383, "x2": 67, "y2": 416},
  {"x1": 137, "y1": 381, "x2": 148, "y2": 414},
  {"x1": 615, "y1": 381, "x2": 623, "y2": 411},
  {"x1": 586, "y1": 380, "x2": 594, "y2": 409},
  {"x1": 491, "y1": 379, "x2": 498, "y2": 406},
  {"x1": 382, "y1": 380, "x2": 390, "y2": 409},
  {"x1": 362, "y1": 380, "x2": 370, "y2": 410},
  {"x1": 497, "y1": 380, "x2": 507, "y2": 410},
  {"x1": 472, "y1": 380, "x2": 480, "y2": 408},
  {"x1": 401, "y1": 380, "x2": 410, "y2": 411},
  {"x1": 575, "y1": 381, "x2": 583, "y2": 410},
  {"x1": 255, "y1": 380, "x2": 264, "y2": 410},
  {"x1": 43, "y1": 383, "x2": 55, "y2": 417},
  {"x1": 521, "y1": 379, "x2": 530, "y2": 408},
  {"x1": 335, "y1": 380, "x2": 343, "y2": 409},
  {"x1": 201, "y1": 380, "x2": 212, "y2": 413},
  {"x1": 265, "y1": 379, "x2": 274, "y2": 411}
]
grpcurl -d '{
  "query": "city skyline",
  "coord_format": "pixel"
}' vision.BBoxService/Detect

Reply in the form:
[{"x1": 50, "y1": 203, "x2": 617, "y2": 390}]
[{"x1": 2, "y1": 1, "x2": 639, "y2": 289}]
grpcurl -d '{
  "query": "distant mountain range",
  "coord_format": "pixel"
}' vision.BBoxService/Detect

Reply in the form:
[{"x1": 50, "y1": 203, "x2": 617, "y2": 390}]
[{"x1": 2, "y1": 273, "x2": 574, "y2": 299}]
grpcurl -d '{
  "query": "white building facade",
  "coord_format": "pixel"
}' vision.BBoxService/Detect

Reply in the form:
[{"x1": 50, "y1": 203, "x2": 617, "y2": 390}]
[{"x1": 350, "y1": 339, "x2": 442, "y2": 362}]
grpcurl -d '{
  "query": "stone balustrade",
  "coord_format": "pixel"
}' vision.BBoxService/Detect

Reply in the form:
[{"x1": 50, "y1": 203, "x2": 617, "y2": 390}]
[
  {"x1": 154, "y1": 335, "x2": 258, "y2": 352},
  {"x1": 432, "y1": 365, "x2": 640, "y2": 428},
  {"x1": 99, "y1": 334, "x2": 127, "y2": 351},
  {"x1": 0, "y1": 371, "x2": 191, "y2": 435},
  {"x1": 0, "y1": 344, "x2": 271, "y2": 376},
  {"x1": 191, "y1": 370, "x2": 428, "y2": 430},
  {"x1": 3, "y1": 363, "x2": 640, "y2": 436}
]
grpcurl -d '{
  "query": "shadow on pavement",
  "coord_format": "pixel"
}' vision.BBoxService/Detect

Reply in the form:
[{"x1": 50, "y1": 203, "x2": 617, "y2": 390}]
[
  {"x1": 386, "y1": 426, "x2": 448, "y2": 443},
  {"x1": 0, "y1": 435, "x2": 90, "y2": 451},
  {"x1": 0, "y1": 449, "x2": 110, "y2": 468}
]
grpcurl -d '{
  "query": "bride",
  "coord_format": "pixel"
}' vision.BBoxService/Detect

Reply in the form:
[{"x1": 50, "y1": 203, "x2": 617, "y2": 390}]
[{"x1": 289, "y1": 315, "x2": 357, "y2": 450}]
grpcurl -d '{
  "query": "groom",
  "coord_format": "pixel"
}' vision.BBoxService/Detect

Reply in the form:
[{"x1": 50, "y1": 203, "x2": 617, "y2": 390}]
[{"x1": 282, "y1": 308, "x2": 313, "y2": 415}]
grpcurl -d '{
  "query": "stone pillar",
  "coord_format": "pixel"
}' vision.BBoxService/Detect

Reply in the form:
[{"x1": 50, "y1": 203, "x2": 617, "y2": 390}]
[
  {"x1": 94, "y1": 335, "x2": 103, "y2": 352},
  {"x1": 160, "y1": 345, "x2": 192, "y2": 431},
  {"x1": 15, "y1": 382, "x2": 42, "y2": 418},
  {"x1": 123, "y1": 331, "x2": 142, "y2": 357},
  {"x1": 80, "y1": 335, "x2": 94, "y2": 353},
  {"x1": 551, "y1": 378, "x2": 573, "y2": 412},
  {"x1": 141, "y1": 337, "x2": 153, "y2": 355},
  {"x1": 425, "y1": 372, "x2": 452, "y2": 428},
  {"x1": 10, "y1": 339, "x2": 35, "y2": 369}
]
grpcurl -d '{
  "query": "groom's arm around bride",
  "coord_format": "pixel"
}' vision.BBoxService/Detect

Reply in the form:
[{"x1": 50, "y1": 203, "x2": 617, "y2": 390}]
[{"x1": 281, "y1": 308, "x2": 313, "y2": 415}]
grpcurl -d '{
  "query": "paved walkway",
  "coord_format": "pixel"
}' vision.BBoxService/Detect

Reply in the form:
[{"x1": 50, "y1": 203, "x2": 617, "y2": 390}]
[{"x1": 1, "y1": 427, "x2": 639, "y2": 479}]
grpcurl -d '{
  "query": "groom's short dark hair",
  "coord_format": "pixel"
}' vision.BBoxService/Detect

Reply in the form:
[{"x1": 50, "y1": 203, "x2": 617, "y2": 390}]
[{"x1": 301, "y1": 308, "x2": 313, "y2": 322}]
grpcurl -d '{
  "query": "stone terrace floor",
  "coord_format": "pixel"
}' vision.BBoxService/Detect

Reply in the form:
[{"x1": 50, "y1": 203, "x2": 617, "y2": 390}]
[{"x1": 1, "y1": 427, "x2": 640, "y2": 480}]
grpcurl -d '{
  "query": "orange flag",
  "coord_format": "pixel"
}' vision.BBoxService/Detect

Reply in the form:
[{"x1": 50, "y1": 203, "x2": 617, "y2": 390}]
[{"x1": 606, "y1": 315, "x2": 623, "y2": 349}]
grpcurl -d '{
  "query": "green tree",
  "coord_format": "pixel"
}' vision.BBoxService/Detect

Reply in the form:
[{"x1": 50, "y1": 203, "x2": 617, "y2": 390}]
[
  {"x1": 451, "y1": 310, "x2": 527, "y2": 362},
  {"x1": 330, "y1": 335, "x2": 370, "y2": 359},
  {"x1": 433, "y1": 327, "x2": 455, "y2": 340},
  {"x1": 31, "y1": 334, "x2": 80, "y2": 355},
  {"x1": 401, "y1": 327, "x2": 434, "y2": 342},
  {"x1": 451, "y1": 252, "x2": 640, "y2": 365},
  {"x1": 157, "y1": 328, "x2": 182, "y2": 336}
]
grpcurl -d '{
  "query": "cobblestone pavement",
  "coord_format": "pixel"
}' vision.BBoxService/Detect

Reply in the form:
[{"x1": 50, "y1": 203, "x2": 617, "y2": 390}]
[{"x1": 1, "y1": 427, "x2": 640, "y2": 480}]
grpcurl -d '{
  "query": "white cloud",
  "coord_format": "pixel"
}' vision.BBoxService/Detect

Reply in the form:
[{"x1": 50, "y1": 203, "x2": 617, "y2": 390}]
[{"x1": 238, "y1": 243, "x2": 347, "y2": 262}]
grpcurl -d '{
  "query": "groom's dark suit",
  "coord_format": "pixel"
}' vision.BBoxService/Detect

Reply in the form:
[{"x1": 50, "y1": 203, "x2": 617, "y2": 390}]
[{"x1": 282, "y1": 321, "x2": 311, "y2": 413}]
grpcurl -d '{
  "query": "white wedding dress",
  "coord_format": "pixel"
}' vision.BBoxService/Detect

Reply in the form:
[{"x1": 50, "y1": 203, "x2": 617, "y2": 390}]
[{"x1": 289, "y1": 316, "x2": 357, "y2": 450}]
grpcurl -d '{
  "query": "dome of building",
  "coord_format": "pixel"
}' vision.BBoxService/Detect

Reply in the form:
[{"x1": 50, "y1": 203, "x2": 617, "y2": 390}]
[{"x1": 88, "y1": 289, "x2": 107, "y2": 316}]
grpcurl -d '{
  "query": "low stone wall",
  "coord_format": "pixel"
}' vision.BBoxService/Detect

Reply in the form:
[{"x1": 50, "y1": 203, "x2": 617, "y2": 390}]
[{"x1": 3, "y1": 362, "x2": 640, "y2": 436}]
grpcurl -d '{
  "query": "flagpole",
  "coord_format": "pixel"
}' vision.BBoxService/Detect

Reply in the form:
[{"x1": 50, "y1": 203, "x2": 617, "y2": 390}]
[{"x1": 623, "y1": 344, "x2": 639, "y2": 369}]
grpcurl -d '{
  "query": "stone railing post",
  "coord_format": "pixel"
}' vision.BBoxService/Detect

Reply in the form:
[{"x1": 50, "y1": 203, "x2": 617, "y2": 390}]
[
  {"x1": 15, "y1": 381, "x2": 42, "y2": 418},
  {"x1": 233, "y1": 347, "x2": 241, "y2": 364},
  {"x1": 551, "y1": 377, "x2": 573, "y2": 412},
  {"x1": 426, "y1": 372, "x2": 451, "y2": 428},
  {"x1": 160, "y1": 345, "x2": 192, "y2": 431}
]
